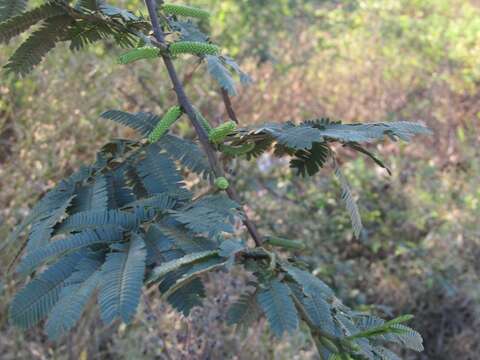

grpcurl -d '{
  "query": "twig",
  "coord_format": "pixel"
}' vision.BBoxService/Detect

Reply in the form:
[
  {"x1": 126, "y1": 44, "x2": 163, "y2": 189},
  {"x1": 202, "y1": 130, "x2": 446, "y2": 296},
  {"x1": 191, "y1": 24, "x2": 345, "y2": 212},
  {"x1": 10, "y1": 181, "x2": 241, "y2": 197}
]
[
  {"x1": 144, "y1": 0, "x2": 263, "y2": 247},
  {"x1": 183, "y1": 59, "x2": 203, "y2": 87},
  {"x1": 220, "y1": 88, "x2": 239, "y2": 123}
]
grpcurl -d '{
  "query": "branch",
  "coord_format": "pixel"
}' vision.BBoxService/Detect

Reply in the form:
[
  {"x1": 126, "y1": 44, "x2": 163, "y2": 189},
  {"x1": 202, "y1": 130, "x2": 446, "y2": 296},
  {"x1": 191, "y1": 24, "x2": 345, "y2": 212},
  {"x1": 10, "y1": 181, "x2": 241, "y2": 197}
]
[
  {"x1": 144, "y1": 0, "x2": 263, "y2": 246},
  {"x1": 221, "y1": 88, "x2": 239, "y2": 123}
]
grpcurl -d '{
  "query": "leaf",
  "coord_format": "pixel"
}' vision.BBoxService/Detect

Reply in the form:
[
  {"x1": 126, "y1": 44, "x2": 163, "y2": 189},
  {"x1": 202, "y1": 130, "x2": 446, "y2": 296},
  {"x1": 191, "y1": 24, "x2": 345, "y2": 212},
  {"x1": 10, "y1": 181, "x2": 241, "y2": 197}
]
[
  {"x1": 4, "y1": 167, "x2": 90, "y2": 251},
  {"x1": 157, "y1": 223, "x2": 217, "y2": 253},
  {"x1": 56, "y1": 209, "x2": 140, "y2": 233},
  {"x1": 171, "y1": 20, "x2": 209, "y2": 42},
  {"x1": 256, "y1": 279, "x2": 299, "y2": 337},
  {"x1": 134, "y1": 144, "x2": 184, "y2": 195},
  {"x1": 275, "y1": 124, "x2": 325, "y2": 150},
  {"x1": 206, "y1": 55, "x2": 237, "y2": 96},
  {"x1": 373, "y1": 346, "x2": 402, "y2": 360},
  {"x1": 290, "y1": 283, "x2": 339, "y2": 337},
  {"x1": 159, "y1": 134, "x2": 213, "y2": 180},
  {"x1": 388, "y1": 324, "x2": 424, "y2": 352},
  {"x1": 147, "y1": 250, "x2": 218, "y2": 284},
  {"x1": 4, "y1": 15, "x2": 73, "y2": 76},
  {"x1": 75, "y1": 0, "x2": 102, "y2": 11},
  {"x1": 334, "y1": 161, "x2": 363, "y2": 238},
  {"x1": 121, "y1": 193, "x2": 179, "y2": 211},
  {"x1": 26, "y1": 194, "x2": 76, "y2": 252},
  {"x1": 227, "y1": 290, "x2": 261, "y2": 328},
  {"x1": 9, "y1": 252, "x2": 84, "y2": 329},
  {"x1": 163, "y1": 277, "x2": 205, "y2": 316},
  {"x1": 144, "y1": 223, "x2": 177, "y2": 265},
  {"x1": 222, "y1": 55, "x2": 252, "y2": 85},
  {"x1": 347, "y1": 143, "x2": 392, "y2": 175},
  {"x1": 283, "y1": 265, "x2": 334, "y2": 298},
  {"x1": 170, "y1": 194, "x2": 239, "y2": 237},
  {"x1": 45, "y1": 259, "x2": 102, "y2": 340},
  {"x1": 17, "y1": 227, "x2": 123, "y2": 274},
  {"x1": 218, "y1": 238, "x2": 245, "y2": 258},
  {"x1": 290, "y1": 142, "x2": 330, "y2": 177},
  {"x1": 100, "y1": 110, "x2": 158, "y2": 137},
  {"x1": 67, "y1": 21, "x2": 113, "y2": 51},
  {"x1": 0, "y1": 0, "x2": 66, "y2": 43},
  {"x1": 308, "y1": 120, "x2": 431, "y2": 143},
  {"x1": 69, "y1": 175, "x2": 111, "y2": 213},
  {"x1": 162, "y1": 255, "x2": 225, "y2": 298},
  {"x1": 98, "y1": 233, "x2": 147, "y2": 324},
  {"x1": 0, "y1": 0, "x2": 28, "y2": 22},
  {"x1": 99, "y1": 4, "x2": 138, "y2": 21}
]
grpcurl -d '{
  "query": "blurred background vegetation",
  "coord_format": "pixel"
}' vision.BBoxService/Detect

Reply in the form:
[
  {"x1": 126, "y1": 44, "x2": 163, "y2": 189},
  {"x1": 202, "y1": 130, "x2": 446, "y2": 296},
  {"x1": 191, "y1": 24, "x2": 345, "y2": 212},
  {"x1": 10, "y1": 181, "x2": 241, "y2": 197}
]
[{"x1": 1, "y1": 0, "x2": 479, "y2": 359}]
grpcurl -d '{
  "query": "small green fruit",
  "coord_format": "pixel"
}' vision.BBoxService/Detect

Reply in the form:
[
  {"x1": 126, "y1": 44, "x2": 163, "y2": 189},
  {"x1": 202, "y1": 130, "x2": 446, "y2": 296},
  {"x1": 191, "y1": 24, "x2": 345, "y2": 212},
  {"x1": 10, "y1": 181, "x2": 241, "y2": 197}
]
[
  {"x1": 162, "y1": 3, "x2": 210, "y2": 20},
  {"x1": 208, "y1": 121, "x2": 236, "y2": 144},
  {"x1": 169, "y1": 41, "x2": 219, "y2": 57},
  {"x1": 148, "y1": 106, "x2": 183, "y2": 143},
  {"x1": 118, "y1": 47, "x2": 160, "y2": 64},
  {"x1": 214, "y1": 177, "x2": 229, "y2": 190},
  {"x1": 194, "y1": 108, "x2": 212, "y2": 134}
]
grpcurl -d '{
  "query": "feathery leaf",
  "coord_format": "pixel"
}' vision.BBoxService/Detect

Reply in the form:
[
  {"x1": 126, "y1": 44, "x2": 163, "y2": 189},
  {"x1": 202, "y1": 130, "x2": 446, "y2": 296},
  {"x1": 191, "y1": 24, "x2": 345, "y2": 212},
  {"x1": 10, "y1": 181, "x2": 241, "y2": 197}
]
[
  {"x1": 45, "y1": 258, "x2": 102, "y2": 340},
  {"x1": 206, "y1": 55, "x2": 237, "y2": 96},
  {"x1": 100, "y1": 110, "x2": 158, "y2": 137},
  {"x1": 0, "y1": 0, "x2": 28, "y2": 22},
  {"x1": 334, "y1": 161, "x2": 363, "y2": 238},
  {"x1": 0, "y1": 0, "x2": 66, "y2": 43},
  {"x1": 4, "y1": 15, "x2": 73, "y2": 76},
  {"x1": 9, "y1": 252, "x2": 84, "y2": 329},
  {"x1": 227, "y1": 290, "x2": 261, "y2": 328},
  {"x1": 256, "y1": 279, "x2": 299, "y2": 337},
  {"x1": 148, "y1": 250, "x2": 217, "y2": 284},
  {"x1": 18, "y1": 227, "x2": 123, "y2": 274},
  {"x1": 98, "y1": 233, "x2": 147, "y2": 323}
]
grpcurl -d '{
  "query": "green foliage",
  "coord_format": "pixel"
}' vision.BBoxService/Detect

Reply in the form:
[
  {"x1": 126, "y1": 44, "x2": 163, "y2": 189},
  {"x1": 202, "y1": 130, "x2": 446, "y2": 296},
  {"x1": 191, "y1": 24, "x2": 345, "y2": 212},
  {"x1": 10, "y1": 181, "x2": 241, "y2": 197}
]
[
  {"x1": 171, "y1": 19, "x2": 209, "y2": 42},
  {"x1": 1, "y1": 2, "x2": 432, "y2": 358},
  {"x1": 4, "y1": 15, "x2": 73, "y2": 76},
  {"x1": 147, "y1": 106, "x2": 183, "y2": 143},
  {"x1": 162, "y1": 3, "x2": 210, "y2": 20},
  {"x1": 9, "y1": 252, "x2": 85, "y2": 329},
  {"x1": 334, "y1": 161, "x2": 363, "y2": 239},
  {"x1": 118, "y1": 46, "x2": 160, "y2": 64},
  {"x1": 156, "y1": 134, "x2": 214, "y2": 180},
  {"x1": 170, "y1": 194, "x2": 239, "y2": 236},
  {"x1": 256, "y1": 279, "x2": 299, "y2": 337},
  {"x1": 98, "y1": 233, "x2": 146, "y2": 324},
  {"x1": 227, "y1": 290, "x2": 261, "y2": 328},
  {"x1": 17, "y1": 227, "x2": 122, "y2": 274},
  {"x1": 100, "y1": 110, "x2": 158, "y2": 137},
  {"x1": 169, "y1": 40, "x2": 219, "y2": 56},
  {"x1": 229, "y1": 120, "x2": 429, "y2": 178},
  {"x1": 45, "y1": 256, "x2": 102, "y2": 339},
  {"x1": 148, "y1": 250, "x2": 218, "y2": 284},
  {"x1": 6, "y1": 131, "x2": 239, "y2": 337},
  {"x1": 0, "y1": 0, "x2": 148, "y2": 74},
  {"x1": 0, "y1": 0, "x2": 28, "y2": 22},
  {"x1": 205, "y1": 55, "x2": 238, "y2": 96},
  {"x1": 161, "y1": 274, "x2": 205, "y2": 316},
  {"x1": 0, "y1": 0, "x2": 67, "y2": 44}
]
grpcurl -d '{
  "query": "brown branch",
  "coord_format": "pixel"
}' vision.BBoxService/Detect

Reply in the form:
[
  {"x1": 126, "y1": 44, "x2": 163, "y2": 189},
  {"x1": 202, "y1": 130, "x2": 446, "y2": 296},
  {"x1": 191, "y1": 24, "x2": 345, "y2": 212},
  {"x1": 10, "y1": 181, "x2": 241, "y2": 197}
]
[
  {"x1": 144, "y1": 0, "x2": 263, "y2": 246},
  {"x1": 221, "y1": 88, "x2": 239, "y2": 123}
]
